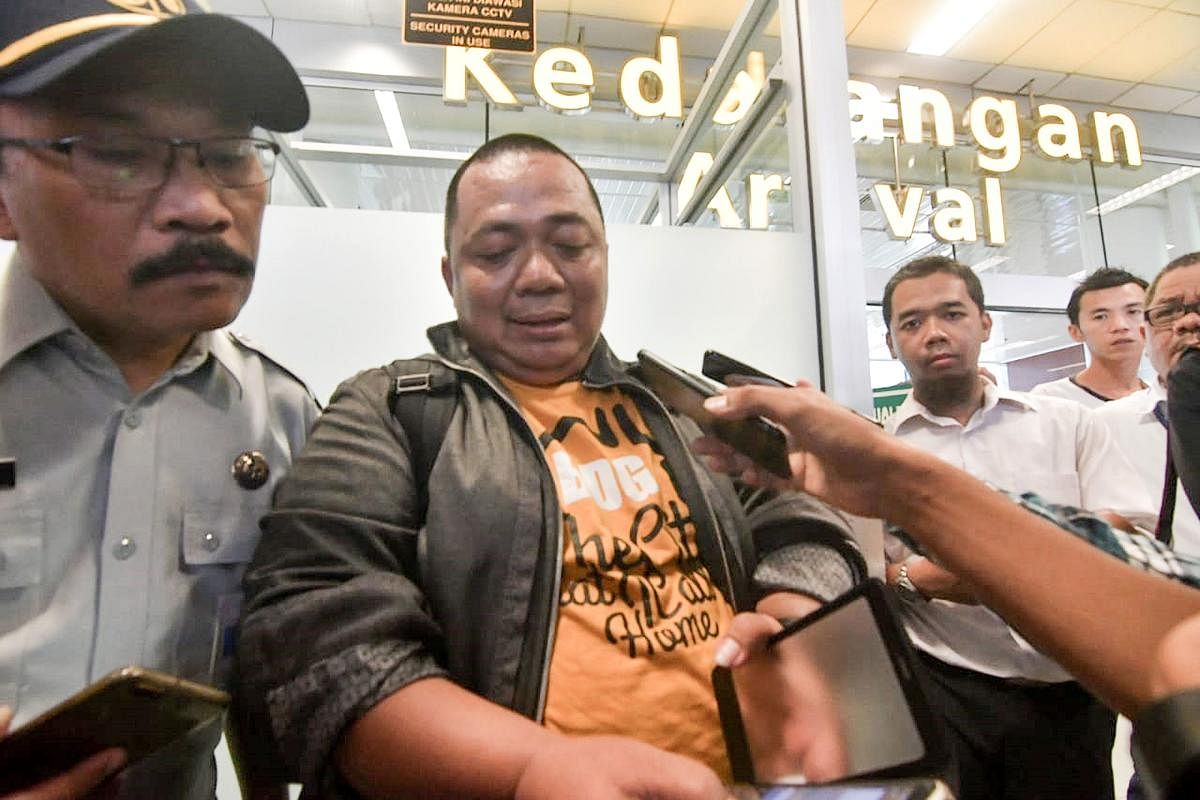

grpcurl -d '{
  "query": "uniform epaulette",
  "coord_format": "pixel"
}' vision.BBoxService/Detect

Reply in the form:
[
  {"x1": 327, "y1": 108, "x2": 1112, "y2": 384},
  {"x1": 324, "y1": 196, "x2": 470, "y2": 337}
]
[{"x1": 224, "y1": 330, "x2": 321, "y2": 408}]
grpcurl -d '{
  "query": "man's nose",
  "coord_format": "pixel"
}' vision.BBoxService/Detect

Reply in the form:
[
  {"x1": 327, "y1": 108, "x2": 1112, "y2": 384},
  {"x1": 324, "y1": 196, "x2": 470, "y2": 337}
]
[
  {"x1": 922, "y1": 318, "x2": 949, "y2": 343},
  {"x1": 1176, "y1": 304, "x2": 1200, "y2": 334},
  {"x1": 514, "y1": 247, "x2": 566, "y2": 292},
  {"x1": 150, "y1": 147, "x2": 236, "y2": 235}
]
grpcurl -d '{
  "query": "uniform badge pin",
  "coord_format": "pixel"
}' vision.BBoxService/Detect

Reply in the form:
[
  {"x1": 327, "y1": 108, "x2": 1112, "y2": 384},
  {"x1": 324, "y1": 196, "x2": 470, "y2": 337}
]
[{"x1": 232, "y1": 450, "x2": 269, "y2": 490}]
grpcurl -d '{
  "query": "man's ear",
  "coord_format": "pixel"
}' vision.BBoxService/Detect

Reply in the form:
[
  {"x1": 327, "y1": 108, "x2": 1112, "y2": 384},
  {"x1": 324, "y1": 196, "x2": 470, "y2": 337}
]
[
  {"x1": 981, "y1": 311, "x2": 993, "y2": 342},
  {"x1": 441, "y1": 255, "x2": 454, "y2": 297},
  {"x1": 885, "y1": 331, "x2": 897, "y2": 359},
  {"x1": 1067, "y1": 324, "x2": 1085, "y2": 343}
]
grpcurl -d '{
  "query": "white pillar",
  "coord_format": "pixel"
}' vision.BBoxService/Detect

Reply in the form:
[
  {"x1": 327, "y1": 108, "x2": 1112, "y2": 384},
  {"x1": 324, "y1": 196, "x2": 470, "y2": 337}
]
[{"x1": 778, "y1": 0, "x2": 872, "y2": 412}]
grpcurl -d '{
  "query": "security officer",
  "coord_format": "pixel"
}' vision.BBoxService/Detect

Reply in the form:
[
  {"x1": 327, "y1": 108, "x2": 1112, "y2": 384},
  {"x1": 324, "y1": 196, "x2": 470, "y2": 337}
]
[{"x1": 0, "y1": 2, "x2": 316, "y2": 797}]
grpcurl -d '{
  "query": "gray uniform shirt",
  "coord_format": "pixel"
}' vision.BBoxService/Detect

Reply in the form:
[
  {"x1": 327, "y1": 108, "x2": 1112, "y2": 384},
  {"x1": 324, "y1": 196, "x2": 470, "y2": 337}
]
[{"x1": 0, "y1": 255, "x2": 319, "y2": 797}]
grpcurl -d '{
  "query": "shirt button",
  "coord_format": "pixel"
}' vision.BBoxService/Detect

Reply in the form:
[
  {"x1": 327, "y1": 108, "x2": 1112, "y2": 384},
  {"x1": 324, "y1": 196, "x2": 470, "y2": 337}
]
[
  {"x1": 124, "y1": 410, "x2": 142, "y2": 429},
  {"x1": 201, "y1": 532, "x2": 221, "y2": 552},
  {"x1": 113, "y1": 537, "x2": 136, "y2": 560}
]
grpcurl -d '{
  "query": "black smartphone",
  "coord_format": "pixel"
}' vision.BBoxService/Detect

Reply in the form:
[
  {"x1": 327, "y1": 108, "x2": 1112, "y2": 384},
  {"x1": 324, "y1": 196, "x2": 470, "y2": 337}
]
[
  {"x1": 712, "y1": 580, "x2": 946, "y2": 785},
  {"x1": 637, "y1": 350, "x2": 792, "y2": 479},
  {"x1": 0, "y1": 666, "x2": 229, "y2": 793},
  {"x1": 704, "y1": 350, "x2": 884, "y2": 429},
  {"x1": 703, "y1": 350, "x2": 791, "y2": 388},
  {"x1": 730, "y1": 778, "x2": 951, "y2": 800}
]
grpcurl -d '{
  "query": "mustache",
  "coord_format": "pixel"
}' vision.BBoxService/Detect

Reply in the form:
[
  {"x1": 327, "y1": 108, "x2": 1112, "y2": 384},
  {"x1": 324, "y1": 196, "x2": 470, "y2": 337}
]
[{"x1": 129, "y1": 240, "x2": 255, "y2": 288}]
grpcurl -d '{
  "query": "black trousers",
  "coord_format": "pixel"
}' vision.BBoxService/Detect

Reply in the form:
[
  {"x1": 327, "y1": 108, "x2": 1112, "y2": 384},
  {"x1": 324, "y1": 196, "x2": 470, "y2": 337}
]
[{"x1": 918, "y1": 652, "x2": 1117, "y2": 800}]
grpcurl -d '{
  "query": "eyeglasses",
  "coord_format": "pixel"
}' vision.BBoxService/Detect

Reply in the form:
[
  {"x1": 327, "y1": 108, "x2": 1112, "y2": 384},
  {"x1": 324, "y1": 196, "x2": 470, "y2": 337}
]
[
  {"x1": 0, "y1": 134, "x2": 280, "y2": 197},
  {"x1": 1145, "y1": 299, "x2": 1200, "y2": 328}
]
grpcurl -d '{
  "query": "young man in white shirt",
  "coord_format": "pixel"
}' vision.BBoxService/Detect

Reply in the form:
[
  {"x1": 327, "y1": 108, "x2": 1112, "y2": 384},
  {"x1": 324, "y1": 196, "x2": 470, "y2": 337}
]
[
  {"x1": 1032, "y1": 267, "x2": 1149, "y2": 407},
  {"x1": 880, "y1": 256, "x2": 1156, "y2": 800},
  {"x1": 1095, "y1": 252, "x2": 1200, "y2": 560}
]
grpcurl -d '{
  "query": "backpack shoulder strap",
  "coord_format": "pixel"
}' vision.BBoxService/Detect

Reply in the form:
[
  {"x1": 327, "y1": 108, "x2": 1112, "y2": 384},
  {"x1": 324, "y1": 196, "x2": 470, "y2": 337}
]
[{"x1": 385, "y1": 358, "x2": 459, "y2": 523}]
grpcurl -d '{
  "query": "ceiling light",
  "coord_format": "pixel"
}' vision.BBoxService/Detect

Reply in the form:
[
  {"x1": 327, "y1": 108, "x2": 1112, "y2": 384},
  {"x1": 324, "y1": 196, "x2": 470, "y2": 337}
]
[
  {"x1": 1066, "y1": 269, "x2": 1088, "y2": 282},
  {"x1": 907, "y1": 0, "x2": 999, "y2": 57},
  {"x1": 1087, "y1": 166, "x2": 1200, "y2": 216},
  {"x1": 374, "y1": 90, "x2": 411, "y2": 150}
]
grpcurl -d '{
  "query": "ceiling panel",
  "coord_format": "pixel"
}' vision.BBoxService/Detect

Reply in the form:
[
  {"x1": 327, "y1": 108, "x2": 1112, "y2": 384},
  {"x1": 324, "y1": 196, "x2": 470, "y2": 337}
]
[
  {"x1": 566, "y1": 15, "x2": 660, "y2": 54},
  {"x1": 1169, "y1": 0, "x2": 1200, "y2": 12},
  {"x1": 846, "y1": 0, "x2": 944, "y2": 51},
  {"x1": 844, "y1": 0, "x2": 876, "y2": 34},
  {"x1": 365, "y1": 0, "x2": 403, "y2": 27},
  {"x1": 973, "y1": 64, "x2": 1068, "y2": 95},
  {"x1": 1112, "y1": 83, "x2": 1197, "y2": 111},
  {"x1": 663, "y1": 2, "x2": 744, "y2": 30},
  {"x1": 1172, "y1": 94, "x2": 1200, "y2": 115},
  {"x1": 1150, "y1": 47, "x2": 1200, "y2": 90},
  {"x1": 536, "y1": 11, "x2": 570, "y2": 44},
  {"x1": 262, "y1": 0, "x2": 371, "y2": 25},
  {"x1": 947, "y1": 0, "x2": 1073, "y2": 65},
  {"x1": 1120, "y1": 0, "x2": 1173, "y2": 6},
  {"x1": 1047, "y1": 73, "x2": 1134, "y2": 103},
  {"x1": 574, "y1": 0, "x2": 672, "y2": 26},
  {"x1": 1075, "y1": 10, "x2": 1200, "y2": 82},
  {"x1": 1007, "y1": 0, "x2": 1156, "y2": 74},
  {"x1": 847, "y1": 46, "x2": 991, "y2": 85}
]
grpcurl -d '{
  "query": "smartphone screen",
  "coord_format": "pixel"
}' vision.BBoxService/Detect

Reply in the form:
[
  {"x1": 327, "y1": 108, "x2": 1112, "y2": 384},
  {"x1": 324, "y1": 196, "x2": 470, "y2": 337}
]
[
  {"x1": 714, "y1": 582, "x2": 944, "y2": 785},
  {"x1": 738, "y1": 781, "x2": 946, "y2": 800}
]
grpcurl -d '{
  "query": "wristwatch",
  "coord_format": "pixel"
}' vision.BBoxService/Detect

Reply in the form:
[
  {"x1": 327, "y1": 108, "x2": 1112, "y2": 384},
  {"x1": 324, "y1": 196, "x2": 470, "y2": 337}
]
[{"x1": 895, "y1": 558, "x2": 924, "y2": 601}]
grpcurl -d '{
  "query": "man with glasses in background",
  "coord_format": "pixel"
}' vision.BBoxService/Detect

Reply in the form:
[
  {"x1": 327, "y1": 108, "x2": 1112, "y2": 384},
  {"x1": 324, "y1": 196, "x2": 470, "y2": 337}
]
[
  {"x1": 1096, "y1": 252, "x2": 1200, "y2": 560},
  {"x1": 0, "y1": 2, "x2": 316, "y2": 798}
]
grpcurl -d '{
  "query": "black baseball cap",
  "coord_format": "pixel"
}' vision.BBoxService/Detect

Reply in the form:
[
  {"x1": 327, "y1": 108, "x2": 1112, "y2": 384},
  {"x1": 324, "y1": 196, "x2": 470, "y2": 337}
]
[{"x1": 0, "y1": 1, "x2": 309, "y2": 132}]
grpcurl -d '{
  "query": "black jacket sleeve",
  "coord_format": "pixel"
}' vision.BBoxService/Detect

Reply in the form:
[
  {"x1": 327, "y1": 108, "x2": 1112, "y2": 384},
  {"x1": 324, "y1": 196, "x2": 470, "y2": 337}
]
[{"x1": 1168, "y1": 347, "x2": 1200, "y2": 519}]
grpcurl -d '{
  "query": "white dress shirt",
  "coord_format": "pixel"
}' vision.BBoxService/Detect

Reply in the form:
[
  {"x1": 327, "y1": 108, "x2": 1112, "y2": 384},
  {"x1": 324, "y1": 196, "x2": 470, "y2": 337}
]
[
  {"x1": 885, "y1": 382, "x2": 1156, "y2": 682},
  {"x1": 0, "y1": 256, "x2": 319, "y2": 797},
  {"x1": 1094, "y1": 383, "x2": 1200, "y2": 559},
  {"x1": 1029, "y1": 376, "x2": 1112, "y2": 408}
]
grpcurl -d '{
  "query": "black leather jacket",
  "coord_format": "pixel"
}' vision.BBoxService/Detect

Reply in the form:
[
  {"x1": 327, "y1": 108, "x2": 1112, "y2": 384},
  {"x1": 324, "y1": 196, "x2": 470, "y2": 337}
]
[{"x1": 237, "y1": 323, "x2": 864, "y2": 790}]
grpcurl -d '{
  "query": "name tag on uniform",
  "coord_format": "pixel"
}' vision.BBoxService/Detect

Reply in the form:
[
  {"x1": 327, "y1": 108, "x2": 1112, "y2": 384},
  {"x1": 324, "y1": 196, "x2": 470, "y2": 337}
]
[{"x1": 0, "y1": 458, "x2": 13, "y2": 489}]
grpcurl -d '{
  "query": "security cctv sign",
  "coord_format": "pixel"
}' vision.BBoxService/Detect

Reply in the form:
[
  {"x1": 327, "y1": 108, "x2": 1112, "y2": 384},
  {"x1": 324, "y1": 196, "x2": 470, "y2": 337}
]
[{"x1": 405, "y1": 0, "x2": 535, "y2": 53}]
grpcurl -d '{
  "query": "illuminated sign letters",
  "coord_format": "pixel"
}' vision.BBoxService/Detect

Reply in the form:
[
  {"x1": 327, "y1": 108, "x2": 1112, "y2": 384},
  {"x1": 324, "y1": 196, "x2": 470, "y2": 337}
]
[
  {"x1": 445, "y1": 36, "x2": 682, "y2": 119},
  {"x1": 437, "y1": 46, "x2": 1145, "y2": 239},
  {"x1": 851, "y1": 80, "x2": 1142, "y2": 245}
]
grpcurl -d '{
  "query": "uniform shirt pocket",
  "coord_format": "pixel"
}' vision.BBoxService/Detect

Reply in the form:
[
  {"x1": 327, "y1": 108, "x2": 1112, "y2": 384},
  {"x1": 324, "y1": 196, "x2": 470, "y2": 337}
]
[
  {"x1": 181, "y1": 502, "x2": 265, "y2": 567},
  {"x1": 0, "y1": 507, "x2": 44, "y2": 628},
  {"x1": 0, "y1": 507, "x2": 44, "y2": 709},
  {"x1": 175, "y1": 501, "x2": 267, "y2": 685}
]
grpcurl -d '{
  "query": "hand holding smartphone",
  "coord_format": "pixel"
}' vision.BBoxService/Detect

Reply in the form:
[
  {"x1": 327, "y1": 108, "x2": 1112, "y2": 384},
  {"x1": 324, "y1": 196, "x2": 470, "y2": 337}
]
[
  {"x1": 702, "y1": 350, "x2": 793, "y2": 388},
  {"x1": 0, "y1": 667, "x2": 229, "y2": 794},
  {"x1": 637, "y1": 350, "x2": 792, "y2": 479},
  {"x1": 713, "y1": 581, "x2": 946, "y2": 787}
]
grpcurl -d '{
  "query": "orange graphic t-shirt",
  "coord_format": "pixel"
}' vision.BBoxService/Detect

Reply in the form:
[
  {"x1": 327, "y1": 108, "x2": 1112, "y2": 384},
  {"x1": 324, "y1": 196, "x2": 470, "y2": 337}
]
[{"x1": 503, "y1": 377, "x2": 736, "y2": 780}]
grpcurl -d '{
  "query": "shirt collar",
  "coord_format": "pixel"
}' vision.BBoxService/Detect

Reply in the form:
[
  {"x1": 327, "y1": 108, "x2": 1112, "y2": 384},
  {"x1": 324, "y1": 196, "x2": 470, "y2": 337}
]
[
  {"x1": 203, "y1": 330, "x2": 247, "y2": 396},
  {"x1": 892, "y1": 378, "x2": 1033, "y2": 431},
  {"x1": 1134, "y1": 381, "x2": 1165, "y2": 417},
  {"x1": 0, "y1": 251, "x2": 243, "y2": 395},
  {"x1": 0, "y1": 251, "x2": 77, "y2": 371}
]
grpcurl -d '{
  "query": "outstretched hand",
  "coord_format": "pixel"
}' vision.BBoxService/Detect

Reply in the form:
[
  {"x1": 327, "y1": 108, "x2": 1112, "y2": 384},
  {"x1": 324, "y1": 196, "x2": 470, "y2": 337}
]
[{"x1": 693, "y1": 382, "x2": 910, "y2": 519}]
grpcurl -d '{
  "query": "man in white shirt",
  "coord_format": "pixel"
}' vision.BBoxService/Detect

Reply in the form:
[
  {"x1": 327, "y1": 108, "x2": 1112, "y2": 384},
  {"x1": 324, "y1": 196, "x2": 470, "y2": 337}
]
[
  {"x1": 1032, "y1": 267, "x2": 1149, "y2": 407},
  {"x1": 880, "y1": 256, "x2": 1156, "y2": 800},
  {"x1": 1096, "y1": 252, "x2": 1200, "y2": 560}
]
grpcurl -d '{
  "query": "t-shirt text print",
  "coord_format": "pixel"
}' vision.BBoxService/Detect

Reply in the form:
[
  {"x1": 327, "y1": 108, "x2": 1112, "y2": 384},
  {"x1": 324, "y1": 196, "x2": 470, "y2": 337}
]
[{"x1": 503, "y1": 378, "x2": 734, "y2": 779}]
